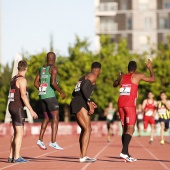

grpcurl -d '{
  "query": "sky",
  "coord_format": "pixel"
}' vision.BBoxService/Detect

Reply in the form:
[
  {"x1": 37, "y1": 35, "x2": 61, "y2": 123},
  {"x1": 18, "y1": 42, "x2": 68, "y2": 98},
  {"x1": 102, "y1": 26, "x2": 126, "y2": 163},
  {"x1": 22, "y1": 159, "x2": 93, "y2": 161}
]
[{"x1": 1, "y1": 0, "x2": 95, "y2": 66}]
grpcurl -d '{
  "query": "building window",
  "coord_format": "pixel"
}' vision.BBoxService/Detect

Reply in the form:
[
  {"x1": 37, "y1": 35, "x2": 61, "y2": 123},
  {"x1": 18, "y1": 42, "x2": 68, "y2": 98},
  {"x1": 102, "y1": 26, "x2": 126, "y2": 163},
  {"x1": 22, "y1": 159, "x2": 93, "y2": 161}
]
[
  {"x1": 100, "y1": 17, "x2": 118, "y2": 33},
  {"x1": 139, "y1": 35, "x2": 149, "y2": 52},
  {"x1": 139, "y1": 0, "x2": 149, "y2": 11},
  {"x1": 145, "y1": 17, "x2": 152, "y2": 30},
  {"x1": 126, "y1": 14, "x2": 132, "y2": 30},
  {"x1": 120, "y1": 0, "x2": 128, "y2": 10},
  {"x1": 159, "y1": 14, "x2": 168, "y2": 29},
  {"x1": 163, "y1": 0, "x2": 170, "y2": 9}
]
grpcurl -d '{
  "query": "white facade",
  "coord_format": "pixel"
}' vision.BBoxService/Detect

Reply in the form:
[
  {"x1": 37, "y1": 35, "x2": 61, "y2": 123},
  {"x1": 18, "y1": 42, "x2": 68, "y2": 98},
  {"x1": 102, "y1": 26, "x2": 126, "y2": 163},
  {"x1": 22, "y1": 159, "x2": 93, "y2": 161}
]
[{"x1": 95, "y1": 0, "x2": 170, "y2": 53}]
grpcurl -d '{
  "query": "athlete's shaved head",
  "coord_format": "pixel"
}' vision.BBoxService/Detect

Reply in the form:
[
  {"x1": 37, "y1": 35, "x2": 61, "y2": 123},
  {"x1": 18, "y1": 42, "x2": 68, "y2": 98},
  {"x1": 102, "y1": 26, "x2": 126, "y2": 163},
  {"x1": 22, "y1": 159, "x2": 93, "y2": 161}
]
[
  {"x1": 128, "y1": 61, "x2": 137, "y2": 72},
  {"x1": 47, "y1": 52, "x2": 56, "y2": 62},
  {"x1": 91, "y1": 62, "x2": 101, "y2": 69}
]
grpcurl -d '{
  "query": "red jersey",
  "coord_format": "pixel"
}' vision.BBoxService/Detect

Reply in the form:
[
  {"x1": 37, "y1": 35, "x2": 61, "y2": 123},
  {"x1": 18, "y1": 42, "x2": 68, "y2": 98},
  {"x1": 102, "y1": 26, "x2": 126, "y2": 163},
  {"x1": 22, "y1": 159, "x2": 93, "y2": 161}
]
[
  {"x1": 118, "y1": 73, "x2": 138, "y2": 108},
  {"x1": 144, "y1": 100, "x2": 155, "y2": 116}
]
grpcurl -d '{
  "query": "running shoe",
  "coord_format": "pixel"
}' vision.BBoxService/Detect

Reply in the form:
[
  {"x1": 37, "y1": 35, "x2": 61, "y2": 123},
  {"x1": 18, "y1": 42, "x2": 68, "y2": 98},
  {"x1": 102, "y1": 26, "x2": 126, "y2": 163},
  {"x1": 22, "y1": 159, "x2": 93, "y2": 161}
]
[
  {"x1": 79, "y1": 156, "x2": 96, "y2": 163},
  {"x1": 49, "y1": 142, "x2": 63, "y2": 150},
  {"x1": 8, "y1": 157, "x2": 15, "y2": 163},
  {"x1": 149, "y1": 140, "x2": 153, "y2": 144},
  {"x1": 37, "y1": 140, "x2": 47, "y2": 150},
  {"x1": 128, "y1": 154, "x2": 137, "y2": 162},
  {"x1": 160, "y1": 140, "x2": 164, "y2": 145},
  {"x1": 15, "y1": 157, "x2": 29, "y2": 163},
  {"x1": 120, "y1": 153, "x2": 133, "y2": 162}
]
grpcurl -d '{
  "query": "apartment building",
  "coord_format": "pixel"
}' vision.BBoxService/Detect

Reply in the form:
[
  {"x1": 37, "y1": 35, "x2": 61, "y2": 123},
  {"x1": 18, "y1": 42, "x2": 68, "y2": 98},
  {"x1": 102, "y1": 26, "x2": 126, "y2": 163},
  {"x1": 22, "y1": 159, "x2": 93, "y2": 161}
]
[{"x1": 95, "y1": 0, "x2": 170, "y2": 53}]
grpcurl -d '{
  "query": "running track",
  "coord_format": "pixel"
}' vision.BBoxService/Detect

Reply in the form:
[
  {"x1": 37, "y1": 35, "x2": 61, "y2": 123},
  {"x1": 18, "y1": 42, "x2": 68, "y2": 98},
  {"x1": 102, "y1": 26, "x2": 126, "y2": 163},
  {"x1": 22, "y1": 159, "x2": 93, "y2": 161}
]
[{"x1": 0, "y1": 135, "x2": 170, "y2": 170}]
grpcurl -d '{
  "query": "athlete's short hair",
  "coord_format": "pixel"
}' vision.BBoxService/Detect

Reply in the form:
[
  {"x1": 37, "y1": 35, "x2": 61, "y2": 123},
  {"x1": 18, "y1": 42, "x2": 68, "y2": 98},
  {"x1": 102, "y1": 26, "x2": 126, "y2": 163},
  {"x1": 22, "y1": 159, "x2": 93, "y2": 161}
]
[
  {"x1": 18, "y1": 60, "x2": 28, "y2": 71},
  {"x1": 47, "y1": 52, "x2": 56, "y2": 61},
  {"x1": 128, "y1": 61, "x2": 137, "y2": 72},
  {"x1": 160, "y1": 91, "x2": 166, "y2": 95},
  {"x1": 91, "y1": 62, "x2": 101, "y2": 69}
]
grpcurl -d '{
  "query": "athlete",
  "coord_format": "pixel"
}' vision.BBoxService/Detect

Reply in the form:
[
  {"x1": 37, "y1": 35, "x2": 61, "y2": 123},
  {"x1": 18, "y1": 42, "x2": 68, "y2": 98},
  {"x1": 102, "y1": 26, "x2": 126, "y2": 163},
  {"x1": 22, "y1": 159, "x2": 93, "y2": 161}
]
[
  {"x1": 113, "y1": 59, "x2": 155, "y2": 162},
  {"x1": 34, "y1": 52, "x2": 66, "y2": 150},
  {"x1": 104, "y1": 102, "x2": 116, "y2": 142},
  {"x1": 157, "y1": 91, "x2": 170, "y2": 145},
  {"x1": 8, "y1": 60, "x2": 38, "y2": 163},
  {"x1": 142, "y1": 92, "x2": 157, "y2": 144},
  {"x1": 70, "y1": 62, "x2": 101, "y2": 163},
  {"x1": 136, "y1": 104, "x2": 144, "y2": 137}
]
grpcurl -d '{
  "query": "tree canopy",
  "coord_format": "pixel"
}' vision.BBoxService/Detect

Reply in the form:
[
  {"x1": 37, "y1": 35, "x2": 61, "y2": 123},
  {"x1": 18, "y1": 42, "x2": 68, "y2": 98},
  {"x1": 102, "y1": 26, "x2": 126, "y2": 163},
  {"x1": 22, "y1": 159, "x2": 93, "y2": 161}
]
[{"x1": 0, "y1": 35, "x2": 170, "y2": 122}]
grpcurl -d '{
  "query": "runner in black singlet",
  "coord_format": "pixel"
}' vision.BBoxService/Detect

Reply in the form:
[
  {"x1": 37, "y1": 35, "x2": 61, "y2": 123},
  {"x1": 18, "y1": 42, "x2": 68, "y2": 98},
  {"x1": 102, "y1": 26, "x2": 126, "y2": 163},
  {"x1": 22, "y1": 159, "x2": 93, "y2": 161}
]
[
  {"x1": 8, "y1": 60, "x2": 38, "y2": 163},
  {"x1": 70, "y1": 62, "x2": 101, "y2": 163}
]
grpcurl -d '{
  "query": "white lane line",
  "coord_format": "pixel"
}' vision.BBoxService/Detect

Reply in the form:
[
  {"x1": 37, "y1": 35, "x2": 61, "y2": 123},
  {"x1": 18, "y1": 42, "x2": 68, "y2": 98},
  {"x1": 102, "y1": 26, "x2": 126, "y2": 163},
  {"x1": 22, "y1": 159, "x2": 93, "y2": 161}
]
[
  {"x1": 0, "y1": 143, "x2": 78, "y2": 170},
  {"x1": 81, "y1": 141, "x2": 111, "y2": 170},
  {"x1": 135, "y1": 138, "x2": 169, "y2": 170}
]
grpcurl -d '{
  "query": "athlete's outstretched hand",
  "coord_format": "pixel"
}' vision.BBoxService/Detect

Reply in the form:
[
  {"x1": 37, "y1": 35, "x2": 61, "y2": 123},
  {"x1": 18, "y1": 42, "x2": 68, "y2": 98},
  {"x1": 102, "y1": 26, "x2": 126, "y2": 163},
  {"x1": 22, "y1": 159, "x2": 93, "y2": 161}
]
[{"x1": 145, "y1": 59, "x2": 153, "y2": 70}]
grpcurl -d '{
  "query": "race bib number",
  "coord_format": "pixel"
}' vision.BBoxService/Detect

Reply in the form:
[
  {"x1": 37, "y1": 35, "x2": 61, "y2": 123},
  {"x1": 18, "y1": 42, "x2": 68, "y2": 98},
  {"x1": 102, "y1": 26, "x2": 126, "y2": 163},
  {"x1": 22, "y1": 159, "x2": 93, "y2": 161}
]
[
  {"x1": 158, "y1": 108, "x2": 166, "y2": 115},
  {"x1": 137, "y1": 114, "x2": 143, "y2": 120},
  {"x1": 120, "y1": 84, "x2": 131, "y2": 96},
  {"x1": 145, "y1": 110, "x2": 154, "y2": 116},
  {"x1": 39, "y1": 83, "x2": 48, "y2": 95},
  {"x1": 74, "y1": 81, "x2": 82, "y2": 92},
  {"x1": 107, "y1": 114, "x2": 113, "y2": 120},
  {"x1": 8, "y1": 89, "x2": 15, "y2": 101}
]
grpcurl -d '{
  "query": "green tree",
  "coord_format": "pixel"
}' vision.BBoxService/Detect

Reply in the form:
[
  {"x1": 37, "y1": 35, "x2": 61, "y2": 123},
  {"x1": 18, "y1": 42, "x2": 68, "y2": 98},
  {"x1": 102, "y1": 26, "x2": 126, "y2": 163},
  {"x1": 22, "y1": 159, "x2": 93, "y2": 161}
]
[{"x1": 0, "y1": 63, "x2": 12, "y2": 121}]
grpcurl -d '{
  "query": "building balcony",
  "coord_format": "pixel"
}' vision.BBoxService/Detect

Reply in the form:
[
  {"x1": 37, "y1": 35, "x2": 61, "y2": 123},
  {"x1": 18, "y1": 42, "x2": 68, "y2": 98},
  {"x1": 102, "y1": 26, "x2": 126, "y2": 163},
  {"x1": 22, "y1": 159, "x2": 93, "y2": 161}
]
[{"x1": 95, "y1": 2, "x2": 118, "y2": 16}]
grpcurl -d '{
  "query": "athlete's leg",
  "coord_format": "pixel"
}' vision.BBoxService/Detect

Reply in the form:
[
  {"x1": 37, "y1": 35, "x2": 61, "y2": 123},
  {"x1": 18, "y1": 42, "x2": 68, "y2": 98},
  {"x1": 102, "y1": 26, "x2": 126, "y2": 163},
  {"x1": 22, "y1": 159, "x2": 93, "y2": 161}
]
[
  {"x1": 121, "y1": 107, "x2": 136, "y2": 155},
  {"x1": 160, "y1": 121, "x2": 165, "y2": 142},
  {"x1": 39, "y1": 112, "x2": 50, "y2": 141},
  {"x1": 9, "y1": 123, "x2": 15, "y2": 159},
  {"x1": 13, "y1": 125, "x2": 24, "y2": 159},
  {"x1": 76, "y1": 107, "x2": 92, "y2": 158},
  {"x1": 107, "y1": 121, "x2": 111, "y2": 142},
  {"x1": 143, "y1": 116, "x2": 149, "y2": 133},
  {"x1": 150, "y1": 117, "x2": 155, "y2": 142},
  {"x1": 50, "y1": 110, "x2": 59, "y2": 143}
]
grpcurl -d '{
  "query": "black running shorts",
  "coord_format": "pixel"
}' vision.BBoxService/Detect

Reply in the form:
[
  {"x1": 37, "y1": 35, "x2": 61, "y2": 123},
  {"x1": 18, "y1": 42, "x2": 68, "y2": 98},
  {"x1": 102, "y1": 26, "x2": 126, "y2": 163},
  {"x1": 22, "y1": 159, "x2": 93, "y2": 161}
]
[
  {"x1": 70, "y1": 96, "x2": 89, "y2": 114},
  {"x1": 41, "y1": 97, "x2": 59, "y2": 112},
  {"x1": 9, "y1": 107, "x2": 27, "y2": 126}
]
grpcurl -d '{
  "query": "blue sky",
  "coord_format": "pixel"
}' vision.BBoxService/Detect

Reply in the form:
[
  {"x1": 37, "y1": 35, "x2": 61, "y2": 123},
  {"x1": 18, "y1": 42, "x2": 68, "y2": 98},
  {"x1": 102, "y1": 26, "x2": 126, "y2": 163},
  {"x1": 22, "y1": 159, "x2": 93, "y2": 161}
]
[{"x1": 1, "y1": 0, "x2": 95, "y2": 65}]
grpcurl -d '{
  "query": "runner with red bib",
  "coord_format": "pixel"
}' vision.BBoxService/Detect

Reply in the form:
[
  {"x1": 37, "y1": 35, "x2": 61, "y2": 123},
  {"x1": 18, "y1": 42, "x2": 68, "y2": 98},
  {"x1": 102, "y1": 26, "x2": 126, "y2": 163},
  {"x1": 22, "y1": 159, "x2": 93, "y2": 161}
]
[
  {"x1": 113, "y1": 59, "x2": 155, "y2": 162},
  {"x1": 142, "y1": 92, "x2": 157, "y2": 144}
]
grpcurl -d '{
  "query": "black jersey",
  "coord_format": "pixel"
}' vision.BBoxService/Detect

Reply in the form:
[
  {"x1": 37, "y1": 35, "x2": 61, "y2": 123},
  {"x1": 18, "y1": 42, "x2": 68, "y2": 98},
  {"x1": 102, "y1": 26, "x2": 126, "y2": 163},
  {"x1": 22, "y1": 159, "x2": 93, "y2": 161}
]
[
  {"x1": 8, "y1": 75, "x2": 25, "y2": 110},
  {"x1": 72, "y1": 76, "x2": 95, "y2": 102}
]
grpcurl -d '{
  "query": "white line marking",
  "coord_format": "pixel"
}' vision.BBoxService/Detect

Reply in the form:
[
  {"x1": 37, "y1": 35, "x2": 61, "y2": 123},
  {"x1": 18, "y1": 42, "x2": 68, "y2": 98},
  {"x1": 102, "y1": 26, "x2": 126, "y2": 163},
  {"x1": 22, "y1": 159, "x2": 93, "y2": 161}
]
[
  {"x1": 135, "y1": 138, "x2": 170, "y2": 170},
  {"x1": 81, "y1": 141, "x2": 111, "y2": 170},
  {"x1": 0, "y1": 143, "x2": 78, "y2": 170}
]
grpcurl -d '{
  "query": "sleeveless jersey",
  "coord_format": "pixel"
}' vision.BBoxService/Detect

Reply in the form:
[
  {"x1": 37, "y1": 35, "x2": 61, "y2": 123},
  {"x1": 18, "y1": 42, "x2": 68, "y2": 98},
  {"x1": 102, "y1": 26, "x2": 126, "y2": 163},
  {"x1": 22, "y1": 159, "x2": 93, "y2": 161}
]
[
  {"x1": 72, "y1": 76, "x2": 95, "y2": 101},
  {"x1": 144, "y1": 100, "x2": 156, "y2": 116},
  {"x1": 39, "y1": 65, "x2": 56, "y2": 99},
  {"x1": 157, "y1": 101, "x2": 170, "y2": 120},
  {"x1": 106, "y1": 109, "x2": 115, "y2": 120},
  {"x1": 118, "y1": 73, "x2": 138, "y2": 108},
  {"x1": 8, "y1": 75, "x2": 25, "y2": 109}
]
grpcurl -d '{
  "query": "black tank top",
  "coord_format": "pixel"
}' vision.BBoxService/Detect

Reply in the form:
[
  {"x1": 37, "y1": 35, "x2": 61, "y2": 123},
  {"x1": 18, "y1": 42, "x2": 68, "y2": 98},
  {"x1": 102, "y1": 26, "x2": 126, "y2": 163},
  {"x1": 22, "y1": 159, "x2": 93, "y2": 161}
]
[
  {"x1": 72, "y1": 75, "x2": 95, "y2": 101},
  {"x1": 8, "y1": 75, "x2": 25, "y2": 109}
]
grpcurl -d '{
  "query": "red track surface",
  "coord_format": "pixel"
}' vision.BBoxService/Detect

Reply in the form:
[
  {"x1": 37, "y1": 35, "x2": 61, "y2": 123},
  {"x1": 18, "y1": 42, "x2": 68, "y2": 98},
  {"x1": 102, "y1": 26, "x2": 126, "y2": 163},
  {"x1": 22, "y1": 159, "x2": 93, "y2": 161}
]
[{"x1": 0, "y1": 134, "x2": 170, "y2": 170}]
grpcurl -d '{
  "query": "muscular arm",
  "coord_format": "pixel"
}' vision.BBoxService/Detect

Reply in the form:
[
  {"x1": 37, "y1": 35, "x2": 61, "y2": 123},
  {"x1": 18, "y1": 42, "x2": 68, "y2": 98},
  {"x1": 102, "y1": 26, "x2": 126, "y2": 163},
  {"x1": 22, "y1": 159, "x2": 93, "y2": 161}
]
[
  {"x1": 17, "y1": 78, "x2": 33, "y2": 110},
  {"x1": 34, "y1": 73, "x2": 40, "y2": 90},
  {"x1": 18, "y1": 78, "x2": 38, "y2": 118},
  {"x1": 113, "y1": 72, "x2": 124, "y2": 87},
  {"x1": 50, "y1": 66, "x2": 66, "y2": 99},
  {"x1": 142, "y1": 99, "x2": 147, "y2": 112},
  {"x1": 133, "y1": 59, "x2": 156, "y2": 84}
]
